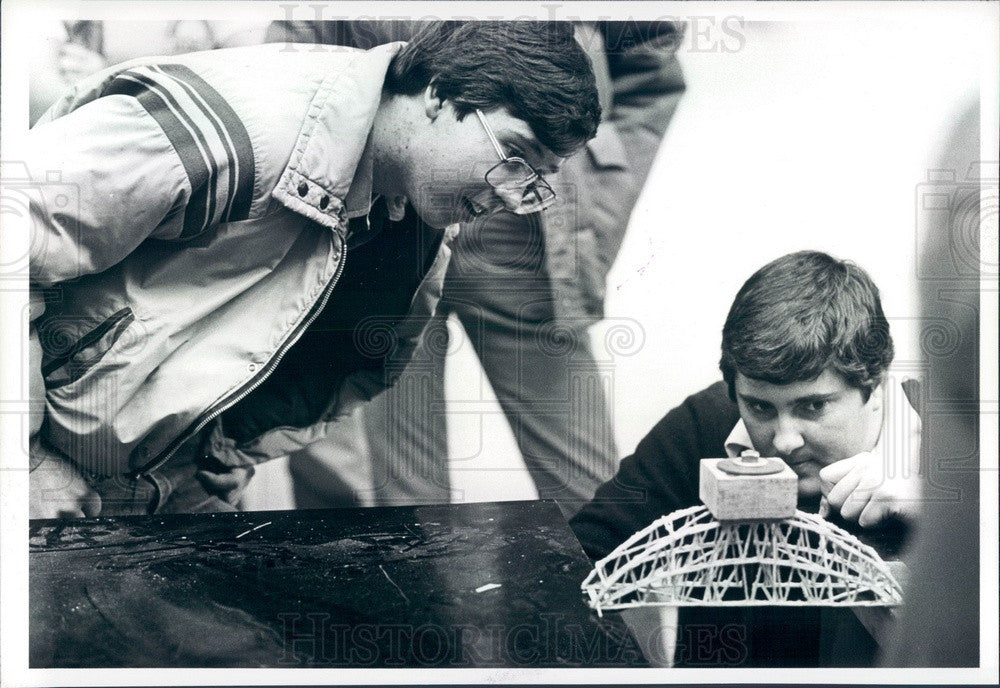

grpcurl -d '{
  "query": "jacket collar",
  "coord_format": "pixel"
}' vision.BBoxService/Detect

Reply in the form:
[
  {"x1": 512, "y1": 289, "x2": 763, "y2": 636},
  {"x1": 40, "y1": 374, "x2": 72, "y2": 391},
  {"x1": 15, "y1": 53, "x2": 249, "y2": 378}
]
[
  {"x1": 271, "y1": 42, "x2": 403, "y2": 234},
  {"x1": 343, "y1": 136, "x2": 375, "y2": 219}
]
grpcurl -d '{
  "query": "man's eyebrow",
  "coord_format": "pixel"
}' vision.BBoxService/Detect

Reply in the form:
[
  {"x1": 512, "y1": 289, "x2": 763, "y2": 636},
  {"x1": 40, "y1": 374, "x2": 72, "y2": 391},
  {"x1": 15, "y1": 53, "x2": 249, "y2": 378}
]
[
  {"x1": 737, "y1": 391, "x2": 841, "y2": 406},
  {"x1": 737, "y1": 393, "x2": 773, "y2": 406},
  {"x1": 511, "y1": 132, "x2": 564, "y2": 175},
  {"x1": 793, "y1": 392, "x2": 841, "y2": 404}
]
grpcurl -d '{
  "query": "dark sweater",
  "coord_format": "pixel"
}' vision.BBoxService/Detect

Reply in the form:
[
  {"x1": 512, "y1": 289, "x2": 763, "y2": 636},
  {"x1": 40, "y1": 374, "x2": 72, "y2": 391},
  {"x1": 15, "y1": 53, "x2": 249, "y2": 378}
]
[{"x1": 570, "y1": 381, "x2": 841, "y2": 667}]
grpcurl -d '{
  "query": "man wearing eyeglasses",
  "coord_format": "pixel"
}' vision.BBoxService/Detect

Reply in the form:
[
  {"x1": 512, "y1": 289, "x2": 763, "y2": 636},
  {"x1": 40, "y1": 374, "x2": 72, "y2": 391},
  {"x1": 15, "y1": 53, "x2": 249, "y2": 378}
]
[
  {"x1": 403, "y1": 107, "x2": 563, "y2": 227},
  {"x1": 266, "y1": 20, "x2": 685, "y2": 516},
  {"x1": 25, "y1": 21, "x2": 600, "y2": 518}
]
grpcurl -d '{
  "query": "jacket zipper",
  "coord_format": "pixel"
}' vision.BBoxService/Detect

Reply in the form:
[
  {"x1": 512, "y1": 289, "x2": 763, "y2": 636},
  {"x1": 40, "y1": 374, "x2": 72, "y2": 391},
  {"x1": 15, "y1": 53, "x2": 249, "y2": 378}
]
[{"x1": 129, "y1": 235, "x2": 348, "y2": 478}]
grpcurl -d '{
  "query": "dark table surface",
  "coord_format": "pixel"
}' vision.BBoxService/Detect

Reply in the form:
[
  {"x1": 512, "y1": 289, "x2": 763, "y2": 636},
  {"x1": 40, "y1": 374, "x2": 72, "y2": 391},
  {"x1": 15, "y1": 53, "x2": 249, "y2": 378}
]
[{"x1": 30, "y1": 499, "x2": 647, "y2": 668}]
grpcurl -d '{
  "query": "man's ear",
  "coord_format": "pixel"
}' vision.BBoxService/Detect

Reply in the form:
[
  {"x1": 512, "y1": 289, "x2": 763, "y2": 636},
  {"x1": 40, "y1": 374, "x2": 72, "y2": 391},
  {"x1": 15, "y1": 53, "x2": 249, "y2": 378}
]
[
  {"x1": 866, "y1": 381, "x2": 885, "y2": 416},
  {"x1": 423, "y1": 81, "x2": 445, "y2": 121}
]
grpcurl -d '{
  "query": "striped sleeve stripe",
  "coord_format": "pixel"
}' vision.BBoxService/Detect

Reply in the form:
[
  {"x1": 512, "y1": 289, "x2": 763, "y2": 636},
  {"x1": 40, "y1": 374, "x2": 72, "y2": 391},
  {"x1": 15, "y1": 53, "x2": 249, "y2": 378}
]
[
  {"x1": 153, "y1": 64, "x2": 254, "y2": 224},
  {"x1": 103, "y1": 72, "x2": 214, "y2": 236},
  {"x1": 101, "y1": 65, "x2": 255, "y2": 237}
]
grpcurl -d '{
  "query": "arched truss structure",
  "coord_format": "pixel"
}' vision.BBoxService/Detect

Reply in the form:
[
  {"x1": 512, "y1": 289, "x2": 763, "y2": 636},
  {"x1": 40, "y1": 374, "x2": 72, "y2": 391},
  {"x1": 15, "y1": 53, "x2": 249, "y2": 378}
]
[{"x1": 582, "y1": 505, "x2": 903, "y2": 615}]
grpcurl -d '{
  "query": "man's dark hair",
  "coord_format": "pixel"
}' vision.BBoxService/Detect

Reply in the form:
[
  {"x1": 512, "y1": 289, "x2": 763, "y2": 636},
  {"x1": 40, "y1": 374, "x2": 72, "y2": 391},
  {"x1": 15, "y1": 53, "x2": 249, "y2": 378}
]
[
  {"x1": 387, "y1": 21, "x2": 600, "y2": 157},
  {"x1": 720, "y1": 251, "x2": 894, "y2": 401}
]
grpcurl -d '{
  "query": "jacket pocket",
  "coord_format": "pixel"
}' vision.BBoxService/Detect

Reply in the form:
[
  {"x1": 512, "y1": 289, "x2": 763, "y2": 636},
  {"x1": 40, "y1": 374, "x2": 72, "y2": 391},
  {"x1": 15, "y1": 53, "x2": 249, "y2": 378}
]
[{"x1": 40, "y1": 307, "x2": 136, "y2": 390}]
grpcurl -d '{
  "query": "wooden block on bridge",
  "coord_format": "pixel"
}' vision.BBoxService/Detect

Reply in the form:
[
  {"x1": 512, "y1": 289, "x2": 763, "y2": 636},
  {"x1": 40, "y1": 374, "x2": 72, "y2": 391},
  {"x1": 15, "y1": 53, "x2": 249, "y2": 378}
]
[{"x1": 699, "y1": 452, "x2": 798, "y2": 521}]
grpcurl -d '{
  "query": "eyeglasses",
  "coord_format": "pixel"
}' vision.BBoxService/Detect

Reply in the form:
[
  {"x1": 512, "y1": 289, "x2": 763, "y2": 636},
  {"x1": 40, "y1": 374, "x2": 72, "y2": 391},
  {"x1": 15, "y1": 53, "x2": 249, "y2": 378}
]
[{"x1": 475, "y1": 109, "x2": 556, "y2": 215}]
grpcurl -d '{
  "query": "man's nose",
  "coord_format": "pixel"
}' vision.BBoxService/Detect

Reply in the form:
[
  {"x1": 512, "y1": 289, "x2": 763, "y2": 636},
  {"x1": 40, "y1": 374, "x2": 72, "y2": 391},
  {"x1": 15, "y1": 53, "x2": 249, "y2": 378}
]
[
  {"x1": 491, "y1": 185, "x2": 526, "y2": 213},
  {"x1": 772, "y1": 416, "x2": 805, "y2": 455},
  {"x1": 466, "y1": 186, "x2": 508, "y2": 216}
]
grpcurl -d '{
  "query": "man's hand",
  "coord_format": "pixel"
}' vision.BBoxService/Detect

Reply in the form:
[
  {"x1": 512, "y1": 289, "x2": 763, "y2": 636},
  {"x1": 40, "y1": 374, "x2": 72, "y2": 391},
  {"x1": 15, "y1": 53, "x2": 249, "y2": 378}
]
[
  {"x1": 819, "y1": 450, "x2": 921, "y2": 527},
  {"x1": 29, "y1": 440, "x2": 101, "y2": 519}
]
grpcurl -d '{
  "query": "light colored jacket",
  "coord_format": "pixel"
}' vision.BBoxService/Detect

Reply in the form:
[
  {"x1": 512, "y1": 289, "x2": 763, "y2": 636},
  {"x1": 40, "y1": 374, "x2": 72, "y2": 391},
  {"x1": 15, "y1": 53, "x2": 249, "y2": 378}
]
[{"x1": 27, "y1": 42, "x2": 453, "y2": 477}]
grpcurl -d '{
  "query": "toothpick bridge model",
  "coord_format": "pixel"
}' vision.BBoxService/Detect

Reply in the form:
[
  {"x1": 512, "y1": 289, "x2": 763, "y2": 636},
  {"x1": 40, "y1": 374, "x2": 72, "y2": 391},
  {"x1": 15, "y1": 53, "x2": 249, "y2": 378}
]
[{"x1": 582, "y1": 451, "x2": 904, "y2": 615}]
